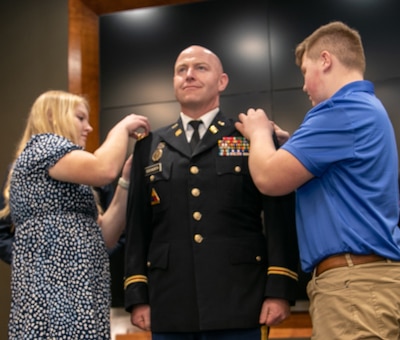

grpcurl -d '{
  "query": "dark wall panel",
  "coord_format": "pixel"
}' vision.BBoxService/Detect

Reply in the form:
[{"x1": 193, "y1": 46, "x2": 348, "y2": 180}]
[
  {"x1": 268, "y1": 0, "x2": 400, "y2": 90},
  {"x1": 100, "y1": 0, "x2": 272, "y2": 111},
  {"x1": 100, "y1": 0, "x2": 400, "y2": 134}
]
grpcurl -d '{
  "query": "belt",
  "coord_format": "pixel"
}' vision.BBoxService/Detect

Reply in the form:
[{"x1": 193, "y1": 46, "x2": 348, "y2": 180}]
[{"x1": 315, "y1": 253, "x2": 386, "y2": 276}]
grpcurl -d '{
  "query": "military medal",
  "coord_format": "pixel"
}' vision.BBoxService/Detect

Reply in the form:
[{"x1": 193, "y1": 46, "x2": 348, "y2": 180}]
[
  {"x1": 218, "y1": 136, "x2": 250, "y2": 156},
  {"x1": 152, "y1": 149, "x2": 163, "y2": 162},
  {"x1": 152, "y1": 142, "x2": 165, "y2": 162}
]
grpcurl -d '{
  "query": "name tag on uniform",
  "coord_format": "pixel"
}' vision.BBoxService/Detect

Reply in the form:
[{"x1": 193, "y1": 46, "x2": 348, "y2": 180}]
[{"x1": 145, "y1": 163, "x2": 162, "y2": 176}]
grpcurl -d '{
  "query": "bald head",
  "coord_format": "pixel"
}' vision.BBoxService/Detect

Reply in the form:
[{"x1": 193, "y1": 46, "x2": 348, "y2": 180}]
[
  {"x1": 173, "y1": 45, "x2": 229, "y2": 118},
  {"x1": 175, "y1": 45, "x2": 224, "y2": 74}
]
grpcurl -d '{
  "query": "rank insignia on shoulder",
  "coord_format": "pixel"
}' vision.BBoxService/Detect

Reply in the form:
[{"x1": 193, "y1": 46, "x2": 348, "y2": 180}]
[
  {"x1": 151, "y1": 187, "x2": 160, "y2": 205},
  {"x1": 209, "y1": 125, "x2": 219, "y2": 134},
  {"x1": 218, "y1": 136, "x2": 250, "y2": 156}
]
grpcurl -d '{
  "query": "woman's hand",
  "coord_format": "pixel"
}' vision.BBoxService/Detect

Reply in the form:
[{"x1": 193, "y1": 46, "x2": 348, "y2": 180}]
[{"x1": 121, "y1": 114, "x2": 150, "y2": 140}]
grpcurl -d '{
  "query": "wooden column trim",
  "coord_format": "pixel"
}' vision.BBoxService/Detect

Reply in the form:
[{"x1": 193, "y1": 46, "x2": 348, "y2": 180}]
[{"x1": 68, "y1": 0, "x2": 99, "y2": 152}]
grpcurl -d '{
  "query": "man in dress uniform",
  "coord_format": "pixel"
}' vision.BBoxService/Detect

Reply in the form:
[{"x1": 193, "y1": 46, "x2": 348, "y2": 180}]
[{"x1": 124, "y1": 45, "x2": 299, "y2": 340}]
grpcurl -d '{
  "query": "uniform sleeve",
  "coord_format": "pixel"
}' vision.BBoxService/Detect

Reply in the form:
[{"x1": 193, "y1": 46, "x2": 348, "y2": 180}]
[
  {"x1": 124, "y1": 135, "x2": 153, "y2": 312},
  {"x1": 0, "y1": 168, "x2": 13, "y2": 265},
  {"x1": 0, "y1": 210, "x2": 13, "y2": 265},
  {"x1": 263, "y1": 191, "x2": 299, "y2": 304}
]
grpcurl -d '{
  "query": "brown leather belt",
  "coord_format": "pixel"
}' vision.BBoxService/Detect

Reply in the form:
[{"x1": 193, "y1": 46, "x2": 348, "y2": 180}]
[{"x1": 315, "y1": 253, "x2": 386, "y2": 276}]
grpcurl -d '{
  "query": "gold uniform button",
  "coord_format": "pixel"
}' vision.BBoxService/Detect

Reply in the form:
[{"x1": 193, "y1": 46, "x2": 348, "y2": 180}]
[
  {"x1": 149, "y1": 175, "x2": 155, "y2": 182},
  {"x1": 194, "y1": 234, "x2": 204, "y2": 243},
  {"x1": 147, "y1": 261, "x2": 151, "y2": 267},
  {"x1": 193, "y1": 211, "x2": 202, "y2": 221},
  {"x1": 191, "y1": 188, "x2": 200, "y2": 197},
  {"x1": 190, "y1": 166, "x2": 199, "y2": 175},
  {"x1": 255, "y1": 256, "x2": 262, "y2": 262},
  {"x1": 234, "y1": 166, "x2": 241, "y2": 173}
]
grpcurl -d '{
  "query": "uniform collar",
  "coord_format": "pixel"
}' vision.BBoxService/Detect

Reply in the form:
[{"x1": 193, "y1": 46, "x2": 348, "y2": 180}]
[{"x1": 180, "y1": 108, "x2": 220, "y2": 135}]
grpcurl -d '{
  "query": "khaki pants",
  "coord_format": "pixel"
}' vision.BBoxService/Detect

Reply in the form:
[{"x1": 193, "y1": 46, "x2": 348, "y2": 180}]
[{"x1": 307, "y1": 259, "x2": 400, "y2": 339}]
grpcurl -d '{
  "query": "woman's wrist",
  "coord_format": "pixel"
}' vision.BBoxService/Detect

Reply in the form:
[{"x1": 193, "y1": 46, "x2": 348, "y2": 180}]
[{"x1": 118, "y1": 177, "x2": 130, "y2": 190}]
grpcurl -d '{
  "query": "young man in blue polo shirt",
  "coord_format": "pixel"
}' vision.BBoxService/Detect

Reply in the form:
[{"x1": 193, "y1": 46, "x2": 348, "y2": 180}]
[{"x1": 236, "y1": 21, "x2": 400, "y2": 339}]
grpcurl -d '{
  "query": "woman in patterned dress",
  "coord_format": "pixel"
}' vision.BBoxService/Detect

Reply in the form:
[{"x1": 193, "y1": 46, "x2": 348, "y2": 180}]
[{"x1": 0, "y1": 90, "x2": 150, "y2": 339}]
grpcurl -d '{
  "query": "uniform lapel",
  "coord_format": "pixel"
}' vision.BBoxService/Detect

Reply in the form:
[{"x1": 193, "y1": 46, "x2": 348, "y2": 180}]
[
  {"x1": 193, "y1": 111, "x2": 236, "y2": 156},
  {"x1": 158, "y1": 119, "x2": 192, "y2": 157},
  {"x1": 156, "y1": 112, "x2": 237, "y2": 157}
]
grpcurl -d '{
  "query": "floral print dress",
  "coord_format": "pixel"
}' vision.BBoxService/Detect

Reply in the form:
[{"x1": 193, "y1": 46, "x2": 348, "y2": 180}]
[{"x1": 8, "y1": 134, "x2": 111, "y2": 339}]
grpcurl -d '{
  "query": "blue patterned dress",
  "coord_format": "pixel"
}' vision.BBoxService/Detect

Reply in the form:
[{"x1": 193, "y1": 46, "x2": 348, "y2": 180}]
[{"x1": 8, "y1": 134, "x2": 111, "y2": 339}]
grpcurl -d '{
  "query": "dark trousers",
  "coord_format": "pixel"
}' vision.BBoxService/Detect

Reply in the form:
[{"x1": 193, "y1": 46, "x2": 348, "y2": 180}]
[{"x1": 152, "y1": 326, "x2": 268, "y2": 340}]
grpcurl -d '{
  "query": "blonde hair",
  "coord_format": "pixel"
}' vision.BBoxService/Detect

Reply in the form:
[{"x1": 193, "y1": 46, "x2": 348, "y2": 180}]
[
  {"x1": 0, "y1": 90, "x2": 89, "y2": 218},
  {"x1": 295, "y1": 21, "x2": 366, "y2": 74}
]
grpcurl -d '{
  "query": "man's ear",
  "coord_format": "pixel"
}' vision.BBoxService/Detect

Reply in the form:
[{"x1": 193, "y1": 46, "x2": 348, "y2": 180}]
[
  {"x1": 218, "y1": 73, "x2": 229, "y2": 92},
  {"x1": 320, "y1": 50, "x2": 332, "y2": 70}
]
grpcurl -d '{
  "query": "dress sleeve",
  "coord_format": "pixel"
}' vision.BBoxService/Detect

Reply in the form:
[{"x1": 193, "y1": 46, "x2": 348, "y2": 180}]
[{"x1": 28, "y1": 134, "x2": 82, "y2": 171}]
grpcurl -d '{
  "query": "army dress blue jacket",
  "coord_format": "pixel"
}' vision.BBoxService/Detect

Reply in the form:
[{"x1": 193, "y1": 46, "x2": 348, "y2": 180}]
[{"x1": 124, "y1": 111, "x2": 299, "y2": 332}]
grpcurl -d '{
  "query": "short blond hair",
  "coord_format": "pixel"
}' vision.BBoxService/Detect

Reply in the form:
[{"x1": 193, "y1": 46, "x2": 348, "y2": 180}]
[{"x1": 295, "y1": 21, "x2": 366, "y2": 74}]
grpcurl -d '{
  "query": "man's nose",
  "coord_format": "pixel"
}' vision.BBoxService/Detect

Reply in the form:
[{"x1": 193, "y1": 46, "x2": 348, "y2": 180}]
[{"x1": 186, "y1": 67, "x2": 195, "y2": 78}]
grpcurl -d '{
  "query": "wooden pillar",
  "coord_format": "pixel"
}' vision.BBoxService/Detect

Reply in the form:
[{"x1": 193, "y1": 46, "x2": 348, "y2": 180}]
[{"x1": 68, "y1": 0, "x2": 99, "y2": 152}]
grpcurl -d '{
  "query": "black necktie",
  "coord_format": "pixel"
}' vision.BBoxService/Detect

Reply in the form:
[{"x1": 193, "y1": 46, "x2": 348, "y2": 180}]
[{"x1": 189, "y1": 120, "x2": 202, "y2": 152}]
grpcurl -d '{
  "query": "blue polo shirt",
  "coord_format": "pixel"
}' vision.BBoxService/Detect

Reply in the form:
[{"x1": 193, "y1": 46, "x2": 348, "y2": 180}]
[{"x1": 282, "y1": 80, "x2": 400, "y2": 272}]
